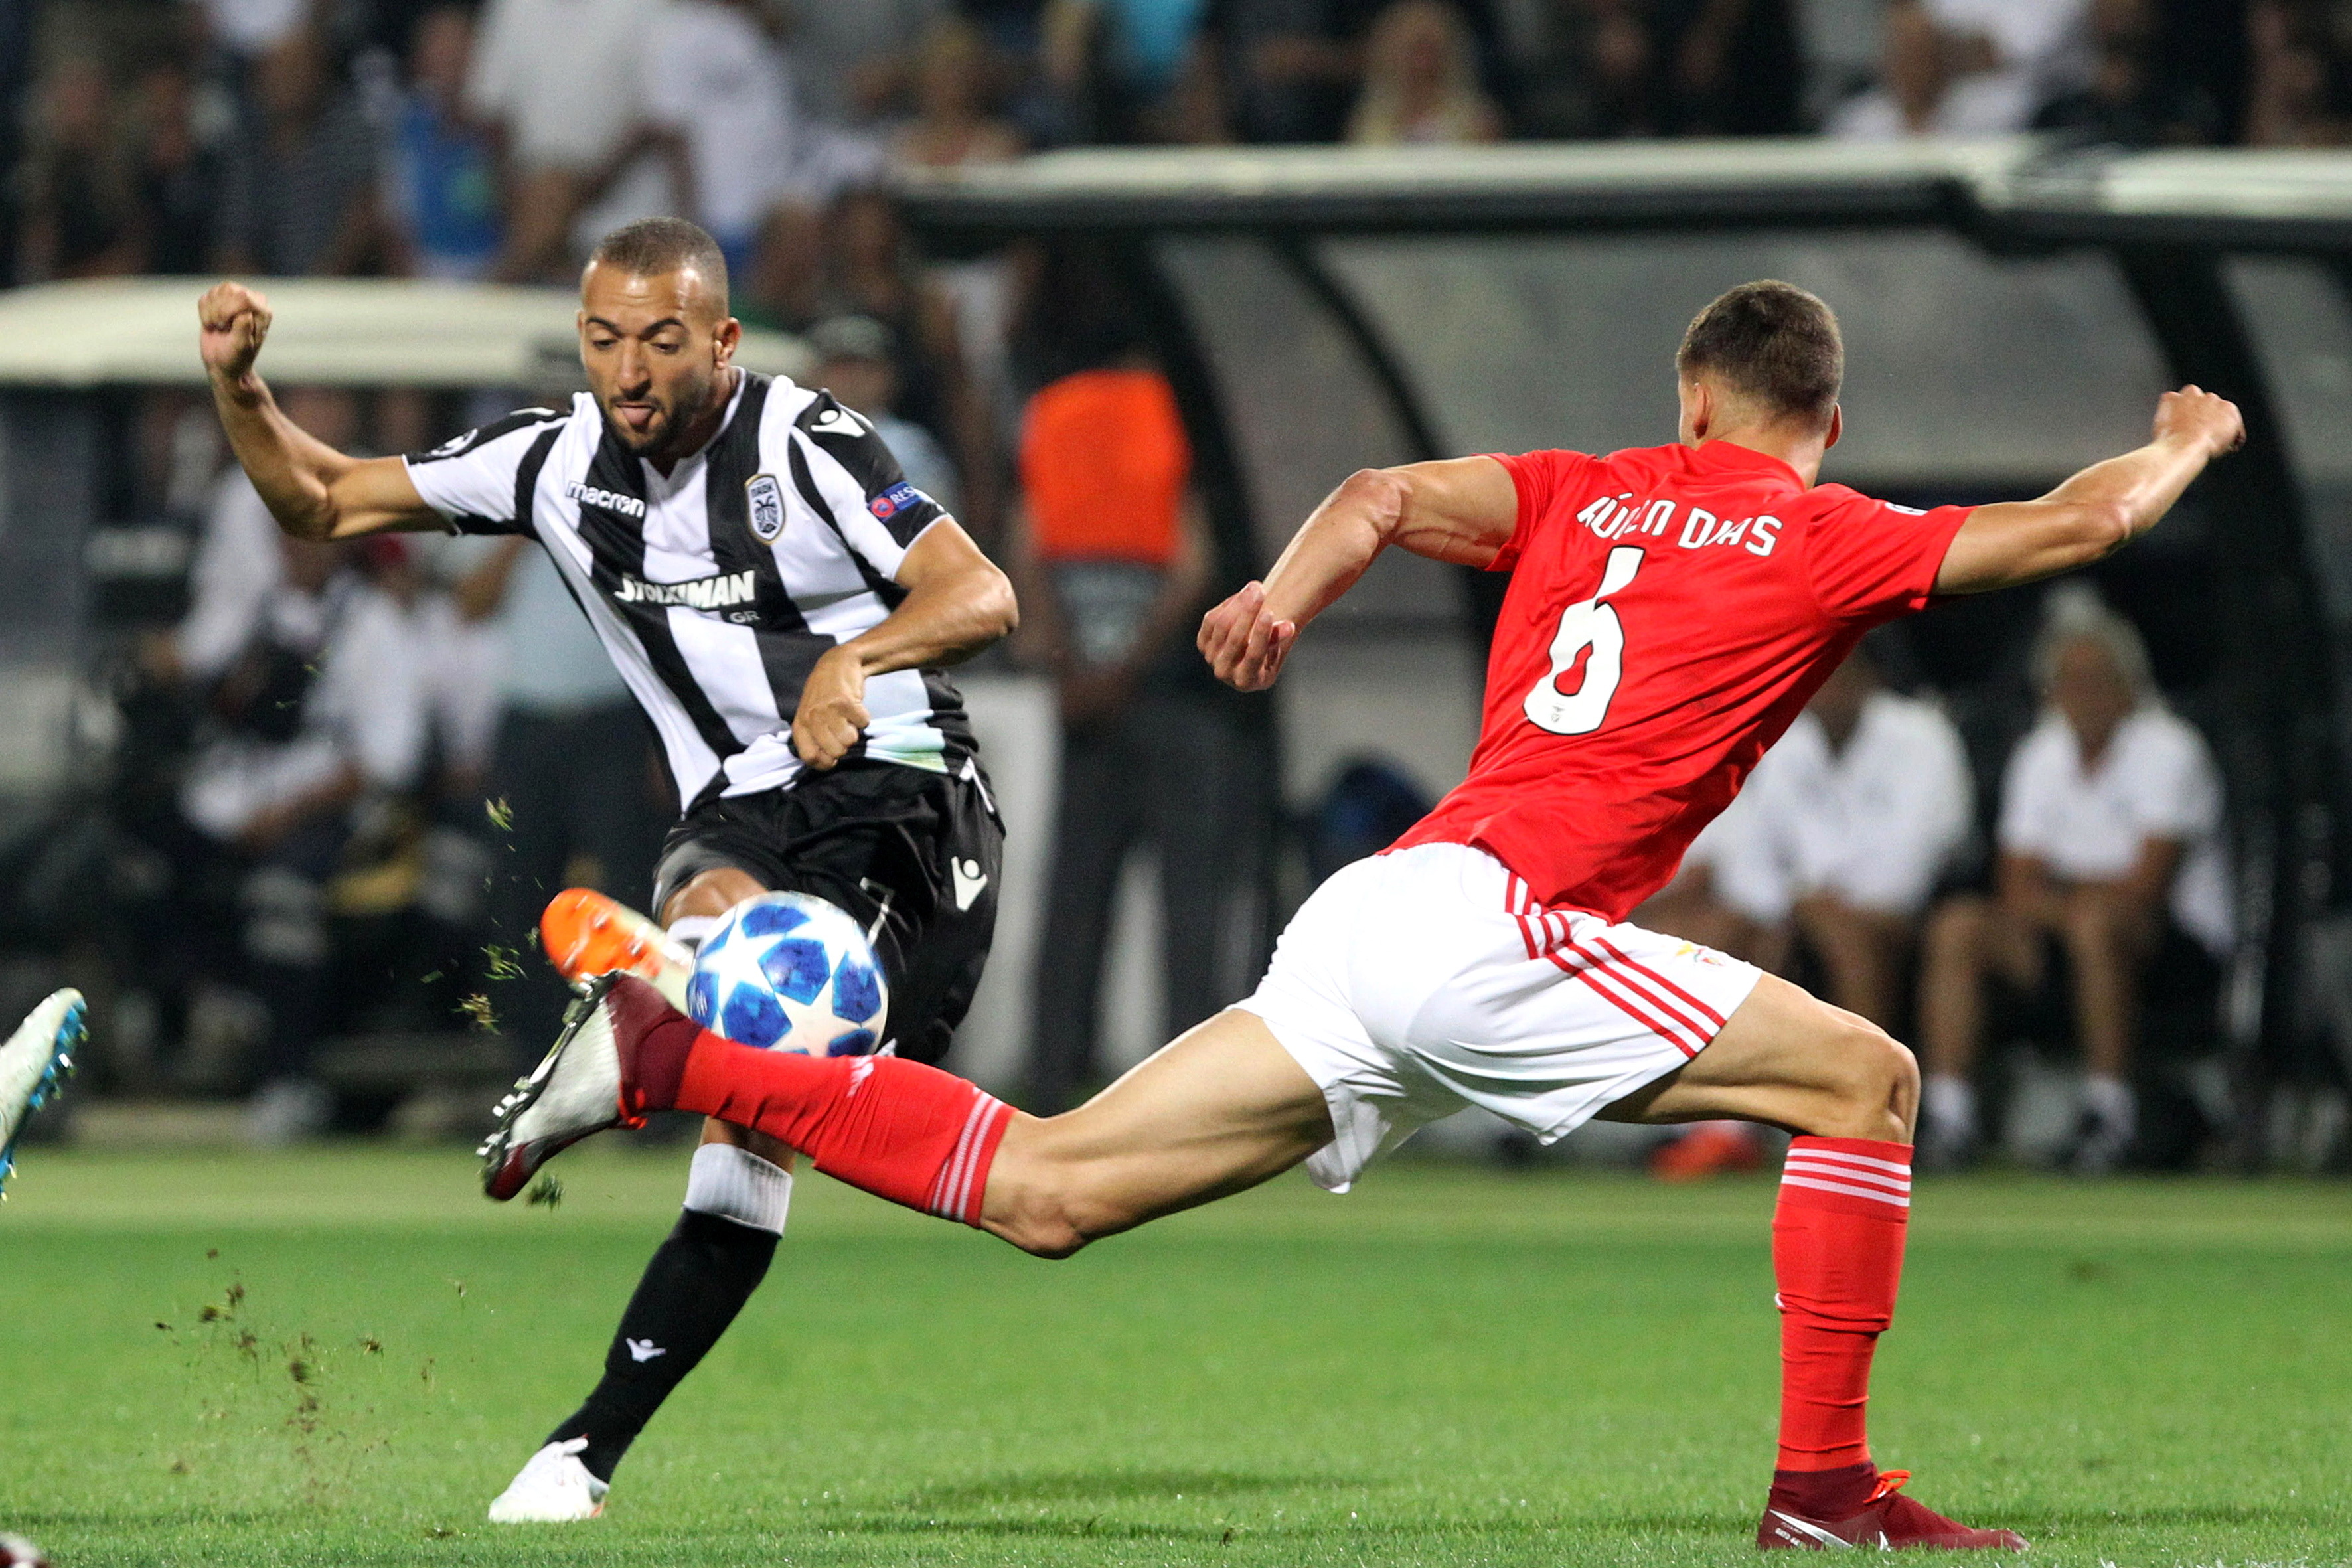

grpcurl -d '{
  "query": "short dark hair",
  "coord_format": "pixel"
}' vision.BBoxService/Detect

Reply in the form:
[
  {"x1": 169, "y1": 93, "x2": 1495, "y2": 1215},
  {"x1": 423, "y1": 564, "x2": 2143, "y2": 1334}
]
[
  {"x1": 1675, "y1": 280, "x2": 1842, "y2": 426},
  {"x1": 587, "y1": 217, "x2": 730, "y2": 315}
]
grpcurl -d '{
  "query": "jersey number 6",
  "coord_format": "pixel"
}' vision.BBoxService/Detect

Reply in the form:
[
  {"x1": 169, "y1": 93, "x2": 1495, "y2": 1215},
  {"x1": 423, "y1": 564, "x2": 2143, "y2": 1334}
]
[{"x1": 1523, "y1": 546, "x2": 1643, "y2": 736}]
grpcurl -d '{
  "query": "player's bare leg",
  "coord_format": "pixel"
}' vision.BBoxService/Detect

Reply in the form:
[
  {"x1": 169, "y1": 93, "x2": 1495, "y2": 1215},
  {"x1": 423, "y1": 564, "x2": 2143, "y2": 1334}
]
[
  {"x1": 489, "y1": 866, "x2": 794, "y2": 1524},
  {"x1": 977, "y1": 1012, "x2": 1334, "y2": 1256}
]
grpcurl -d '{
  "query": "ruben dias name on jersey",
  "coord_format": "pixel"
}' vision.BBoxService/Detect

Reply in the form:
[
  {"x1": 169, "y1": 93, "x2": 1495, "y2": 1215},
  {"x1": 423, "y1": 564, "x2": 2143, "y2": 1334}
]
[{"x1": 404, "y1": 373, "x2": 975, "y2": 806}]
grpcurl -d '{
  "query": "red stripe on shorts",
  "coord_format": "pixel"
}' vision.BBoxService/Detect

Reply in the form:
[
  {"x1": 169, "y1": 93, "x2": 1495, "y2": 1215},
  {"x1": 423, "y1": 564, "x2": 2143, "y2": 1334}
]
[
  {"x1": 1585, "y1": 933, "x2": 1729, "y2": 1029},
  {"x1": 1545, "y1": 941, "x2": 1705, "y2": 1058}
]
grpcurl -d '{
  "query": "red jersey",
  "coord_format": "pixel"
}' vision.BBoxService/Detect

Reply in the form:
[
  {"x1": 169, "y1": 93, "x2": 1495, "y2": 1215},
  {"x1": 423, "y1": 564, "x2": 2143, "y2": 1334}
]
[{"x1": 1393, "y1": 439, "x2": 1972, "y2": 921}]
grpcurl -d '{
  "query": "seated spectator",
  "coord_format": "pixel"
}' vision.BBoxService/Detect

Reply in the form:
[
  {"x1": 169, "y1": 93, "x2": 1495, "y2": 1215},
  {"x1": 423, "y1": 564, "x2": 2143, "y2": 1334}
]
[
  {"x1": 1346, "y1": 0, "x2": 1501, "y2": 143},
  {"x1": 466, "y1": 0, "x2": 664, "y2": 281},
  {"x1": 2247, "y1": 0, "x2": 2352, "y2": 146},
  {"x1": 2033, "y1": 0, "x2": 2221, "y2": 145},
  {"x1": 892, "y1": 17, "x2": 1026, "y2": 170},
  {"x1": 176, "y1": 522, "x2": 426, "y2": 1140},
  {"x1": 1014, "y1": 343, "x2": 1239, "y2": 1113},
  {"x1": 809, "y1": 315, "x2": 965, "y2": 517},
  {"x1": 18, "y1": 55, "x2": 141, "y2": 282},
  {"x1": 1640, "y1": 643, "x2": 1970, "y2": 1180},
  {"x1": 1918, "y1": 588, "x2": 2233, "y2": 1172},
  {"x1": 1829, "y1": 0, "x2": 2091, "y2": 139},
  {"x1": 645, "y1": 0, "x2": 805, "y2": 281},
  {"x1": 1713, "y1": 643, "x2": 1974, "y2": 1031},
  {"x1": 384, "y1": 5, "x2": 503, "y2": 279},
  {"x1": 215, "y1": 25, "x2": 384, "y2": 275},
  {"x1": 130, "y1": 62, "x2": 228, "y2": 277}
]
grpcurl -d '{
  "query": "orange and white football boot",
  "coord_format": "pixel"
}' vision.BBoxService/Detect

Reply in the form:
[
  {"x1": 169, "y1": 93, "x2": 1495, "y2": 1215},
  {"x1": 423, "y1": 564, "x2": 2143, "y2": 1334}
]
[{"x1": 539, "y1": 888, "x2": 693, "y2": 1012}]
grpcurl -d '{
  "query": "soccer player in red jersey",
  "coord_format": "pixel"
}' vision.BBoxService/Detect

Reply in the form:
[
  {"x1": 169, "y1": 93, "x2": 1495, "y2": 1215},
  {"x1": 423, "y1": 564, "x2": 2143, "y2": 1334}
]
[{"x1": 483, "y1": 281, "x2": 2244, "y2": 1549}]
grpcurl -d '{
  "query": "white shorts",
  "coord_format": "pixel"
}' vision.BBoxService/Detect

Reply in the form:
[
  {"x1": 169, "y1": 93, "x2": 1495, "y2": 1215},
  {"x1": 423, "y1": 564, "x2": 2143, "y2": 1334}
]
[{"x1": 1238, "y1": 841, "x2": 1763, "y2": 1192}]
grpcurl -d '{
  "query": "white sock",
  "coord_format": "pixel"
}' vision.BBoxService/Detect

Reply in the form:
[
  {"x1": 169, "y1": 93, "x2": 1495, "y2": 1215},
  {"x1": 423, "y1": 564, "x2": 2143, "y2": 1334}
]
[
  {"x1": 2083, "y1": 1074, "x2": 2136, "y2": 1135},
  {"x1": 666, "y1": 915, "x2": 720, "y2": 957},
  {"x1": 1923, "y1": 1074, "x2": 1977, "y2": 1139},
  {"x1": 681, "y1": 1143, "x2": 793, "y2": 1234}
]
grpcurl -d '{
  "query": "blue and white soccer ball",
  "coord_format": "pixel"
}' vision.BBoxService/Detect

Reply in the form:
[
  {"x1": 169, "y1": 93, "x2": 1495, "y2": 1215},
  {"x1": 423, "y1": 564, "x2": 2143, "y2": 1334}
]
[{"x1": 686, "y1": 892, "x2": 888, "y2": 1055}]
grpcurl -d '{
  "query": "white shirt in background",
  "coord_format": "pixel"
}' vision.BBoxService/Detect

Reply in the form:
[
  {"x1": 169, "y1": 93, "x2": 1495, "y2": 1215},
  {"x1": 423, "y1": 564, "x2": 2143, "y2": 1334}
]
[
  {"x1": 643, "y1": 0, "x2": 803, "y2": 245},
  {"x1": 1713, "y1": 690, "x2": 1975, "y2": 923},
  {"x1": 466, "y1": 0, "x2": 657, "y2": 168},
  {"x1": 181, "y1": 578, "x2": 428, "y2": 840},
  {"x1": 1997, "y1": 706, "x2": 2233, "y2": 959},
  {"x1": 178, "y1": 471, "x2": 285, "y2": 683}
]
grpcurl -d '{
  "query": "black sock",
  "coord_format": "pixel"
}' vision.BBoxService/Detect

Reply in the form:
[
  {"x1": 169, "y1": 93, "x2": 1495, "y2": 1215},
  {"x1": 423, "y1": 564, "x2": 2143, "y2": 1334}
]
[{"x1": 546, "y1": 1208, "x2": 779, "y2": 1481}]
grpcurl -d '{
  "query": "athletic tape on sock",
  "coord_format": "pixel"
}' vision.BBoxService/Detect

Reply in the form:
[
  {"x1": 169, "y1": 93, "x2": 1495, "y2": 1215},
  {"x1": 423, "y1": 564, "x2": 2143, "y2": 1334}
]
[
  {"x1": 681, "y1": 1142, "x2": 793, "y2": 1234},
  {"x1": 666, "y1": 916, "x2": 720, "y2": 956}
]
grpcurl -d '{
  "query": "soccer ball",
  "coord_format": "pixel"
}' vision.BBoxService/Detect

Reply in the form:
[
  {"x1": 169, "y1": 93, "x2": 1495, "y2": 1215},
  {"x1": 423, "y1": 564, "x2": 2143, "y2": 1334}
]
[{"x1": 686, "y1": 892, "x2": 888, "y2": 1055}]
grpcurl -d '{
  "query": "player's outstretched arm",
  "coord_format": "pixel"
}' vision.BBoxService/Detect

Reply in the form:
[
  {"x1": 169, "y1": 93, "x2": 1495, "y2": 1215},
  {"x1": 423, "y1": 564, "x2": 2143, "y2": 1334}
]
[
  {"x1": 198, "y1": 281, "x2": 441, "y2": 541},
  {"x1": 1934, "y1": 386, "x2": 2244, "y2": 595},
  {"x1": 1199, "y1": 455, "x2": 1516, "y2": 691},
  {"x1": 791, "y1": 519, "x2": 1017, "y2": 769}
]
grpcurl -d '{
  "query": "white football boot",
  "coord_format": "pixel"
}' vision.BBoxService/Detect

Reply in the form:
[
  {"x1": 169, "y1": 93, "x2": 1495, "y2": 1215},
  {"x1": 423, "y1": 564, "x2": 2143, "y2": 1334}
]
[
  {"x1": 0, "y1": 989, "x2": 85, "y2": 1200},
  {"x1": 479, "y1": 973, "x2": 639, "y2": 1200},
  {"x1": 487, "y1": 1437, "x2": 609, "y2": 1522}
]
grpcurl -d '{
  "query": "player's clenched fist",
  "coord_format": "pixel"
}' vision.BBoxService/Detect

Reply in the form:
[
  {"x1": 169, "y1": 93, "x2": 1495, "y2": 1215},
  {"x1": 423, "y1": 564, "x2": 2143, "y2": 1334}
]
[
  {"x1": 793, "y1": 645, "x2": 872, "y2": 769},
  {"x1": 2154, "y1": 384, "x2": 2245, "y2": 459},
  {"x1": 197, "y1": 281, "x2": 273, "y2": 387},
  {"x1": 1198, "y1": 580, "x2": 1298, "y2": 692}
]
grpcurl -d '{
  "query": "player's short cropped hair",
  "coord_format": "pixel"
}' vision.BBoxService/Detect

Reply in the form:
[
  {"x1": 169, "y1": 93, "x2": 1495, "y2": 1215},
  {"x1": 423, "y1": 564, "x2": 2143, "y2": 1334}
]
[
  {"x1": 587, "y1": 217, "x2": 730, "y2": 316},
  {"x1": 1675, "y1": 280, "x2": 1843, "y2": 426}
]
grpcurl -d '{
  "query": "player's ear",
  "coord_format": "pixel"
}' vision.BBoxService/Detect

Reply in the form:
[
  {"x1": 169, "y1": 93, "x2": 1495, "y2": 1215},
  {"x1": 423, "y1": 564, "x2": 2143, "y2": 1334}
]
[
  {"x1": 1824, "y1": 403, "x2": 1842, "y2": 451},
  {"x1": 712, "y1": 315, "x2": 741, "y2": 371}
]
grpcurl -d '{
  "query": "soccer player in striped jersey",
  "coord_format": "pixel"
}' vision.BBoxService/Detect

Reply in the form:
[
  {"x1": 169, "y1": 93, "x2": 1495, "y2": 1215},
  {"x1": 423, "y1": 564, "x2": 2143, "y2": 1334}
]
[
  {"x1": 480, "y1": 280, "x2": 2248, "y2": 1549},
  {"x1": 197, "y1": 216, "x2": 1016, "y2": 1520}
]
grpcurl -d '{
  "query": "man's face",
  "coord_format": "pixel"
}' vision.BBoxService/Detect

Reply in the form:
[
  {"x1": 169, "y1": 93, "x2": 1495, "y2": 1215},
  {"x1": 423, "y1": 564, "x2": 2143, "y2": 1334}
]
[
  {"x1": 2051, "y1": 635, "x2": 2137, "y2": 747},
  {"x1": 578, "y1": 263, "x2": 740, "y2": 459}
]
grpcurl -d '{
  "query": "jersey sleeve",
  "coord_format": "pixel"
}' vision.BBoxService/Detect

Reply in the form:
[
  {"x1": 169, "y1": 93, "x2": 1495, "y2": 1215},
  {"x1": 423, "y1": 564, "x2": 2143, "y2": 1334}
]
[
  {"x1": 1804, "y1": 488, "x2": 1973, "y2": 623},
  {"x1": 402, "y1": 408, "x2": 566, "y2": 537},
  {"x1": 789, "y1": 392, "x2": 951, "y2": 579},
  {"x1": 1485, "y1": 449, "x2": 1596, "y2": 572}
]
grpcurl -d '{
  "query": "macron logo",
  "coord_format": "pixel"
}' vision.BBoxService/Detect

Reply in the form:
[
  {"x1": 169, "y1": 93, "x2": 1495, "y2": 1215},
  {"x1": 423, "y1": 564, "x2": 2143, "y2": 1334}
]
[
  {"x1": 625, "y1": 1338, "x2": 666, "y2": 1363},
  {"x1": 566, "y1": 481, "x2": 646, "y2": 518}
]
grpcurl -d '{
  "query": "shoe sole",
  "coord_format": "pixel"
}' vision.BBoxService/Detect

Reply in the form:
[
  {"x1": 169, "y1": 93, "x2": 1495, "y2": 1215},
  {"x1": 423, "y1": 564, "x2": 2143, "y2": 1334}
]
[
  {"x1": 541, "y1": 890, "x2": 690, "y2": 1009},
  {"x1": 479, "y1": 975, "x2": 623, "y2": 1202},
  {"x1": 1, "y1": 991, "x2": 86, "y2": 1198}
]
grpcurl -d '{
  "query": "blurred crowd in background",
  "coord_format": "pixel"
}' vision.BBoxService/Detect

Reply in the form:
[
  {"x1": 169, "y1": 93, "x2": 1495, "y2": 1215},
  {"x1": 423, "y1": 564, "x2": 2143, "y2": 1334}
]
[
  {"x1": 0, "y1": 0, "x2": 2328, "y2": 1168},
  {"x1": 3, "y1": 0, "x2": 2345, "y2": 303}
]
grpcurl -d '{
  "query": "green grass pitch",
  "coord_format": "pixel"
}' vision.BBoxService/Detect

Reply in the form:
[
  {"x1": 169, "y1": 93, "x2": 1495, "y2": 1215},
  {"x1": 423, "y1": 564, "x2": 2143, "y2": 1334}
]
[{"x1": 1, "y1": 1146, "x2": 2347, "y2": 1566}]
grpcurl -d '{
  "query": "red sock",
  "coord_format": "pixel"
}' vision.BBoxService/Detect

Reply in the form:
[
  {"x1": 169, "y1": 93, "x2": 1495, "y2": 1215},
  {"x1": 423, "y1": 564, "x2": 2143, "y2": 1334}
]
[
  {"x1": 625, "y1": 1002, "x2": 1010, "y2": 1226},
  {"x1": 1770, "y1": 1135, "x2": 1911, "y2": 1514}
]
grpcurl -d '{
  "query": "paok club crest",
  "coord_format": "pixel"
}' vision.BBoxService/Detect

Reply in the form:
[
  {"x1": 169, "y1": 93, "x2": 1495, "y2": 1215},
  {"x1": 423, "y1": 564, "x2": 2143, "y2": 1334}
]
[{"x1": 746, "y1": 473, "x2": 787, "y2": 542}]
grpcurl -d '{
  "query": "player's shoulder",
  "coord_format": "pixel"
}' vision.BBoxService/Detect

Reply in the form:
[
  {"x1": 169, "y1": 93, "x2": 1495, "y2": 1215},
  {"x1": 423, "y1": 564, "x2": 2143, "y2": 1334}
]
[
  {"x1": 407, "y1": 401, "x2": 574, "y2": 467},
  {"x1": 2117, "y1": 704, "x2": 2213, "y2": 766}
]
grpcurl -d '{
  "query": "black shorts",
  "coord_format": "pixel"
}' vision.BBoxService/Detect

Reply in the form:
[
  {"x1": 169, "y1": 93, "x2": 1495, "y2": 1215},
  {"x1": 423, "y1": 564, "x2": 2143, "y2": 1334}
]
[{"x1": 651, "y1": 760, "x2": 1002, "y2": 1066}]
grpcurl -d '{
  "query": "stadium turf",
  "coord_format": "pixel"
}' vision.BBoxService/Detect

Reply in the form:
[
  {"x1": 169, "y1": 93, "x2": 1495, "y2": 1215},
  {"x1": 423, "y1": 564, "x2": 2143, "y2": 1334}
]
[{"x1": 1, "y1": 1147, "x2": 2345, "y2": 1567}]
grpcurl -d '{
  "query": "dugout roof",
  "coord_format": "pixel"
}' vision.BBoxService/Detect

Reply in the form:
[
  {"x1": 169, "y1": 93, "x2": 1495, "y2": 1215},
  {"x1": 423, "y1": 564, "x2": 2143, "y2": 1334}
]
[{"x1": 0, "y1": 277, "x2": 811, "y2": 389}]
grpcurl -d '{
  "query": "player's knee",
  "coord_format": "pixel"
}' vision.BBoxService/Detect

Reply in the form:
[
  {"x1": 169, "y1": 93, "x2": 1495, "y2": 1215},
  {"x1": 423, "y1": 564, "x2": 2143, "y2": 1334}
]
[{"x1": 1822, "y1": 1017, "x2": 1918, "y2": 1138}]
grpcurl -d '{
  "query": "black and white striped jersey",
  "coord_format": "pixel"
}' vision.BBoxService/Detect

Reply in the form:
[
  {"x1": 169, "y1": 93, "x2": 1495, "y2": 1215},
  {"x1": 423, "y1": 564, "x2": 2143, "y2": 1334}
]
[{"x1": 403, "y1": 371, "x2": 977, "y2": 808}]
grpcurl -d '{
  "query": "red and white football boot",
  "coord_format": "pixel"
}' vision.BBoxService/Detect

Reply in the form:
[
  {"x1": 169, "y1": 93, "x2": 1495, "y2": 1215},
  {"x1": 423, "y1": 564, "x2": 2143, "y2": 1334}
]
[{"x1": 1759, "y1": 1469, "x2": 2027, "y2": 1551}]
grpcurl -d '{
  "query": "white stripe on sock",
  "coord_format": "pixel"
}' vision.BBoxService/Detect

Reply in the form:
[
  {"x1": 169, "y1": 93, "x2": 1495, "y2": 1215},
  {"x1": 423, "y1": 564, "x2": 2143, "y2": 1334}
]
[{"x1": 1780, "y1": 1172, "x2": 1911, "y2": 1208}]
